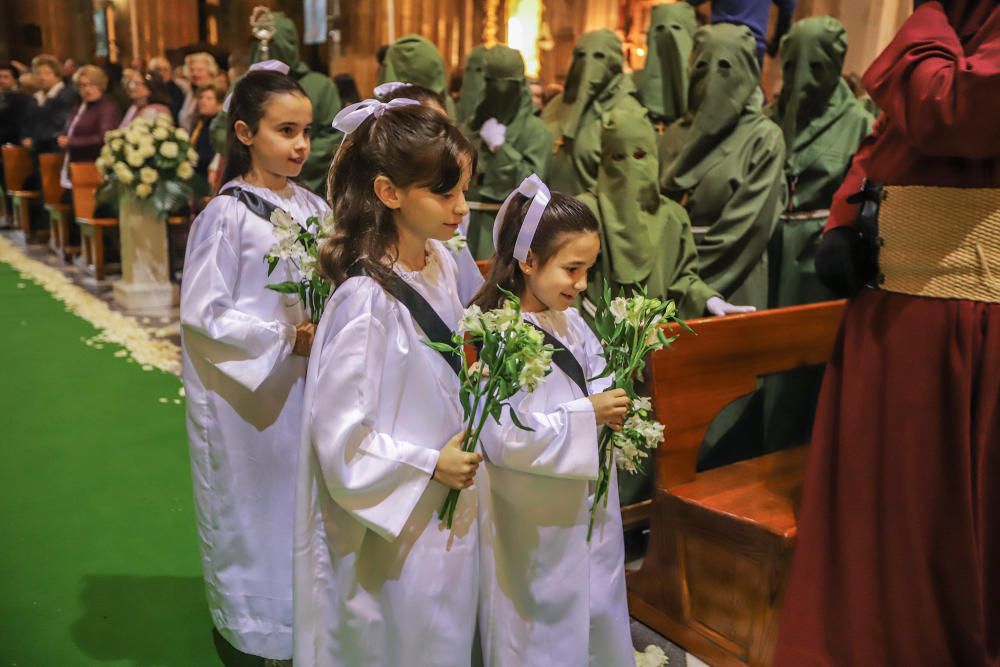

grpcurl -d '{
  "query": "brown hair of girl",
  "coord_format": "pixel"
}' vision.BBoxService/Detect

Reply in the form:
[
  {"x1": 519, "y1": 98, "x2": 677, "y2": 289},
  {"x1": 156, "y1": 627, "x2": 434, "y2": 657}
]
[
  {"x1": 472, "y1": 192, "x2": 599, "y2": 311},
  {"x1": 319, "y1": 103, "x2": 476, "y2": 291}
]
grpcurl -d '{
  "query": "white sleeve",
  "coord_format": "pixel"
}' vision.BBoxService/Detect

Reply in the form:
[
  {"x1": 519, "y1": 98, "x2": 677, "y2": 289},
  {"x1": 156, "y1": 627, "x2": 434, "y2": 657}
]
[
  {"x1": 452, "y1": 244, "x2": 485, "y2": 306},
  {"x1": 180, "y1": 200, "x2": 297, "y2": 392},
  {"x1": 478, "y1": 384, "x2": 599, "y2": 481},
  {"x1": 308, "y1": 286, "x2": 442, "y2": 542}
]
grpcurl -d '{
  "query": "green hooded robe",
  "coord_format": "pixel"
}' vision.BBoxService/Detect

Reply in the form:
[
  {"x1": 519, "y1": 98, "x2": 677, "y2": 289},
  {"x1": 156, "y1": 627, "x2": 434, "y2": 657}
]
[
  {"x1": 633, "y1": 3, "x2": 698, "y2": 126},
  {"x1": 377, "y1": 34, "x2": 457, "y2": 119},
  {"x1": 579, "y1": 107, "x2": 720, "y2": 505},
  {"x1": 542, "y1": 29, "x2": 647, "y2": 196},
  {"x1": 766, "y1": 16, "x2": 874, "y2": 308},
  {"x1": 660, "y1": 23, "x2": 787, "y2": 471},
  {"x1": 660, "y1": 23, "x2": 786, "y2": 311},
  {"x1": 210, "y1": 12, "x2": 343, "y2": 197},
  {"x1": 461, "y1": 46, "x2": 553, "y2": 259},
  {"x1": 456, "y1": 45, "x2": 491, "y2": 126},
  {"x1": 761, "y1": 17, "x2": 874, "y2": 454}
]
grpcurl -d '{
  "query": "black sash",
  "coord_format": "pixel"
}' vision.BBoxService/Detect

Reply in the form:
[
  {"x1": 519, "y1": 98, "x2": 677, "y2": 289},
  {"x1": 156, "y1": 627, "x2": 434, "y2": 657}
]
[
  {"x1": 528, "y1": 322, "x2": 589, "y2": 397},
  {"x1": 218, "y1": 186, "x2": 283, "y2": 222},
  {"x1": 348, "y1": 263, "x2": 462, "y2": 377}
]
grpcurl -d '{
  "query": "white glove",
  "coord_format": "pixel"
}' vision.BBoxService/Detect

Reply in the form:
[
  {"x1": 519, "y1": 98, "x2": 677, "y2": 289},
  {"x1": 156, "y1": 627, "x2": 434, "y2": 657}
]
[
  {"x1": 479, "y1": 118, "x2": 507, "y2": 152},
  {"x1": 706, "y1": 295, "x2": 756, "y2": 317}
]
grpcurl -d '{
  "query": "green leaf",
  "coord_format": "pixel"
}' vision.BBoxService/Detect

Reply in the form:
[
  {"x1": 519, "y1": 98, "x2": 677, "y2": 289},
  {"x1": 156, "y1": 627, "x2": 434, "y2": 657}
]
[
  {"x1": 506, "y1": 406, "x2": 535, "y2": 432},
  {"x1": 265, "y1": 255, "x2": 279, "y2": 276},
  {"x1": 425, "y1": 341, "x2": 456, "y2": 353},
  {"x1": 266, "y1": 281, "x2": 301, "y2": 294}
]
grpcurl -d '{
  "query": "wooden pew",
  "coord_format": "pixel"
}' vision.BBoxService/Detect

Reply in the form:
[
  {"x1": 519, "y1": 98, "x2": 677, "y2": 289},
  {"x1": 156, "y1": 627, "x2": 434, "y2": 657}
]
[
  {"x1": 38, "y1": 153, "x2": 78, "y2": 261},
  {"x1": 2, "y1": 145, "x2": 42, "y2": 242},
  {"x1": 70, "y1": 162, "x2": 118, "y2": 281},
  {"x1": 627, "y1": 300, "x2": 845, "y2": 667}
]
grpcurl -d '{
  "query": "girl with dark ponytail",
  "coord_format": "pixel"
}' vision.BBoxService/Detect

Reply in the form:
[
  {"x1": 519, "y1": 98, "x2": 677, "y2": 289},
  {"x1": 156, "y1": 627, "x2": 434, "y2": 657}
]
[
  {"x1": 294, "y1": 98, "x2": 484, "y2": 666},
  {"x1": 179, "y1": 62, "x2": 331, "y2": 663}
]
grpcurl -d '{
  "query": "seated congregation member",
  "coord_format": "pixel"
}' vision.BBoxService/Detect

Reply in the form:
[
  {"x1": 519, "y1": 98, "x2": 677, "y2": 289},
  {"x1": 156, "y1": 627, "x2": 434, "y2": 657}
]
[
  {"x1": 580, "y1": 107, "x2": 752, "y2": 506},
  {"x1": 775, "y1": 2, "x2": 1000, "y2": 664},
  {"x1": 761, "y1": 16, "x2": 874, "y2": 454},
  {"x1": 190, "y1": 84, "x2": 223, "y2": 178},
  {"x1": 455, "y1": 44, "x2": 491, "y2": 126},
  {"x1": 542, "y1": 29, "x2": 646, "y2": 196},
  {"x1": 474, "y1": 178, "x2": 634, "y2": 667},
  {"x1": 660, "y1": 24, "x2": 786, "y2": 469},
  {"x1": 294, "y1": 100, "x2": 481, "y2": 667},
  {"x1": 58, "y1": 65, "x2": 121, "y2": 189},
  {"x1": 461, "y1": 45, "x2": 553, "y2": 260},
  {"x1": 23, "y1": 54, "x2": 80, "y2": 154},
  {"x1": 178, "y1": 52, "x2": 219, "y2": 132},
  {"x1": 120, "y1": 71, "x2": 172, "y2": 127},
  {"x1": 148, "y1": 56, "x2": 185, "y2": 122},
  {"x1": 633, "y1": 2, "x2": 698, "y2": 131},
  {"x1": 377, "y1": 34, "x2": 456, "y2": 118},
  {"x1": 180, "y1": 62, "x2": 329, "y2": 664}
]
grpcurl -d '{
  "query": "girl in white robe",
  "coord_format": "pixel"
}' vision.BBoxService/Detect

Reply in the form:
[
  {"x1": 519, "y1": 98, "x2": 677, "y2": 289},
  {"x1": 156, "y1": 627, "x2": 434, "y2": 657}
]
[
  {"x1": 471, "y1": 186, "x2": 635, "y2": 666},
  {"x1": 293, "y1": 100, "x2": 483, "y2": 666},
  {"x1": 180, "y1": 64, "x2": 328, "y2": 661}
]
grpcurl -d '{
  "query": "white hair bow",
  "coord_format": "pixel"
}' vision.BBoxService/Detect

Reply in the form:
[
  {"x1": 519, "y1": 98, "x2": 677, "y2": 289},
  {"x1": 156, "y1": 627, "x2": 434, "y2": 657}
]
[
  {"x1": 221, "y1": 59, "x2": 290, "y2": 112},
  {"x1": 493, "y1": 174, "x2": 552, "y2": 262},
  {"x1": 332, "y1": 97, "x2": 421, "y2": 134}
]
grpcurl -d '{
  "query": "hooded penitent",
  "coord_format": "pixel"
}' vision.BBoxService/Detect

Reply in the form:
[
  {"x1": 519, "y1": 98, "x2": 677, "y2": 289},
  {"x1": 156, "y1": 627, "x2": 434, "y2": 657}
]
[
  {"x1": 377, "y1": 34, "x2": 456, "y2": 118},
  {"x1": 542, "y1": 29, "x2": 646, "y2": 195},
  {"x1": 634, "y1": 3, "x2": 698, "y2": 124},
  {"x1": 456, "y1": 44, "x2": 491, "y2": 125},
  {"x1": 661, "y1": 22, "x2": 786, "y2": 310},
  {"x1": 462, "y1": 45, "x2": 553, "y2": 259}
]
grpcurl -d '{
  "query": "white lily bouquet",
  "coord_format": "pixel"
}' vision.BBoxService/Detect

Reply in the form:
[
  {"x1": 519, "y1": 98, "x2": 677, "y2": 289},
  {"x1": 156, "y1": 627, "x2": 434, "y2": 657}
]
[
  {"x1": 96, "y1": 114, "x2": 207, "y2": 214},
  {"x1": 264, "y1": 209, "x2": 334, "y2": 324},
  {"x1": 587, "y1": 282, "x2": 689, "y2": 539},
  {"x1": 428, "y1": 290, "x2": 555, "y2": 529}
]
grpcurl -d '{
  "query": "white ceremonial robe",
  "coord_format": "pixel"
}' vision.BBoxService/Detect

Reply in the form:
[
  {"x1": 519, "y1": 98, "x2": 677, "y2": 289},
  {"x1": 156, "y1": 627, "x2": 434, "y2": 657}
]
[
  {"x1": 180, "y1": 178, "x2": 330, "y2": 659},
  {"x1": 477, "y1": 307, "x2": 634, "y2": 667},
  {"x1": 293, "y1": 240, "x2": 479, "y2": 667}
]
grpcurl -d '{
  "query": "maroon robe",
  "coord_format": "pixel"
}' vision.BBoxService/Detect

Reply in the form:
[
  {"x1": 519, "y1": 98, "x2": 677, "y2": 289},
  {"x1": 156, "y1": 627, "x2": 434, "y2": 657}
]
[{"x1": 774, "y1": 3, "x2": 1000, "y2": 666}]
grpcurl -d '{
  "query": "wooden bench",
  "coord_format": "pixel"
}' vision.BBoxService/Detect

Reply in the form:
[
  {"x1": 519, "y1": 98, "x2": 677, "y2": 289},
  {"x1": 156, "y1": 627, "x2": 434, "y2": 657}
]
[
  {"x1": 626, "y1": 300, "x2": 845, "y2": 667},
  {"x1": 38, "y1": 153, "x2": 78, "y2": 261},
  {"x1": 70, "y1": 162, "x2": 118, "y2": 281},
  {"x1": 2, "y1": 144, "x2": 42, "y2": 242}
]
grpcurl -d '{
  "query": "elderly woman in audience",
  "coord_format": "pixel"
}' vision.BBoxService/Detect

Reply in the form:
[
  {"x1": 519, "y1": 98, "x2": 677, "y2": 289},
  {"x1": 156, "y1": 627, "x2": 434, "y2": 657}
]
[
  {"x1": 57, "y1": 65, "x2": 121, "y2": 188},
  {"x1": 120, "y1": 71, "x2": 173, "y2": 127},
  {"x1": 177, "y1": 52, "x2": 218, "y2": 131},
  {"x1": 22, "y1": 54, "x2": 80, "y2": 153}
]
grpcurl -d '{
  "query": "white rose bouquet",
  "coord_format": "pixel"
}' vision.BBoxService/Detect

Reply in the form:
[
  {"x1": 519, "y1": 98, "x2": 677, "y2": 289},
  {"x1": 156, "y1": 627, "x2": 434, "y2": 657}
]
[
  {"x1": 427, "y1": 290, "x2": 555, "y2": 529},
  {"x1": 96, "y1": 114, "x2": 207, "y2": 214},
  {"x1": 263, "y1": 209, "x2": 335, "y2": 324},
  {"x1": 587, "y1": 282, "x2": 689, "y2": 539}
]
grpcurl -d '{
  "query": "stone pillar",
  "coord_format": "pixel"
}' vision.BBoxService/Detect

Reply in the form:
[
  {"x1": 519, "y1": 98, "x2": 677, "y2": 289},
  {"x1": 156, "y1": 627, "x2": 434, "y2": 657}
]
[{"x1": 112, "y1": 194, "x2": 177, "y2": 312}]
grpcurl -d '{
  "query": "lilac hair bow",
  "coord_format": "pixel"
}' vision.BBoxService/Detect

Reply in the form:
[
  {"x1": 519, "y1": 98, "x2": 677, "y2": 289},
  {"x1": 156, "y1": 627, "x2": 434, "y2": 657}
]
[
  {"x1": 221, "y1": 59, "x2": 290, "y2": 112},
  {"x1": 374, "y1": 81, "x2": 409, "y2": 99},
  {"x1": 331, "y1": 97, "x2": 420, "y2": 134},
  {"x1": 493, "y1": 174, "x2": 552, "y2": 262}
]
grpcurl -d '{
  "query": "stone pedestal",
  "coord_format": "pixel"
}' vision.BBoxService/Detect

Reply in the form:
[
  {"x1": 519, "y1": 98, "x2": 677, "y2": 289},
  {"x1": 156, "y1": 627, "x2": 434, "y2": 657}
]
[{"x1": 112, "y1": 193, "x2": 177, "y2": 312}]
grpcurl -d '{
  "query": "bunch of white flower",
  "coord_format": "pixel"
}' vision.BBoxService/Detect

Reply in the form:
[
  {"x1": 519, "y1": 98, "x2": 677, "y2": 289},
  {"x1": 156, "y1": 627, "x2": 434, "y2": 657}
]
[
  {"x1": 433, "y1": 292, "x2": 555, "y2": 528},
  {"x1": 263, "y1": 209, "x2": 333, "y2": 324}
]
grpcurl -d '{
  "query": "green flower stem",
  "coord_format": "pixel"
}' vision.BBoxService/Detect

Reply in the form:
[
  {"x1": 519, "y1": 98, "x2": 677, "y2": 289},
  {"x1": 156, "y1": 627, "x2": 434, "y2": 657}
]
[{"x1": 439, "y1": 373, "x2": 496, "y2": 529}]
